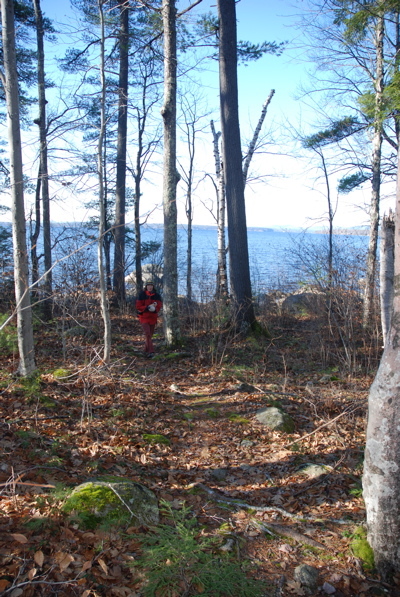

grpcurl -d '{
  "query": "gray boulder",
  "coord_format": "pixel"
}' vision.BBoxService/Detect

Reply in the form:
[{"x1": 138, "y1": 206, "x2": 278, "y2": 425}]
[
  {"x1": 255, "y1": 406, "x2": 295, "y2": 433},
  {"x1": 294, "y1": 564, "x2": 320, "y2": 595},
  {"x1": 281, "y1": 291, "x2": 324, "y2": 315}
]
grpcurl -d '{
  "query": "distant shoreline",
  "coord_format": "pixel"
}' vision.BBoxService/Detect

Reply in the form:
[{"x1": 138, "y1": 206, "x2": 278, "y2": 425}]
[{"x1": 0, "y1": 221, "x2": 370, "y2": 236}]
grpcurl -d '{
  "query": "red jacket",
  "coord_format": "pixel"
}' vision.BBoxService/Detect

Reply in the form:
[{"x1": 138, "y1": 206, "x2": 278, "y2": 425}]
[{"x1": 136, "y1": 290, "x2": 162, "y2": 324}]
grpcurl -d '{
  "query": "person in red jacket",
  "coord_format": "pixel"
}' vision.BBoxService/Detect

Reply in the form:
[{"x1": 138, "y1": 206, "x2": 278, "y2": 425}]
[{"x1": 136, "y1": 281, "x2": 163, "y2": 358}]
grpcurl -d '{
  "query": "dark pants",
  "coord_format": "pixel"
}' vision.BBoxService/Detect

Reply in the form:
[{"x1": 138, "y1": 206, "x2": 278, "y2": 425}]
[{"x1": 141, "y1": 322, "x2": 156, "y2": 354}]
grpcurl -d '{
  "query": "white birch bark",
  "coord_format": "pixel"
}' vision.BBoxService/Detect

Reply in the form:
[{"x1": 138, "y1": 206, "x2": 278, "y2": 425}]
[
  {"x1": 0, "y1": 0, "x2": 36, "y2": 375},
  {"x1": 210, "y1": 119, "x2": 228, "y2": 298}
]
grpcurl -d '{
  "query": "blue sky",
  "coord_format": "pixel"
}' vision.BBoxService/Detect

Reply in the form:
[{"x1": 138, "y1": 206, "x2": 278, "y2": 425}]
[{"x1": 14, "y1": 0, "x2": 392, "y2": 229}]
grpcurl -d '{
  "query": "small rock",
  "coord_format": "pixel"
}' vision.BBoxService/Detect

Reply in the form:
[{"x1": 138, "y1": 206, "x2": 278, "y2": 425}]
[
  {"x1": 322, "y1": 581, "x2": 336, "y2": 594},
  {"x1": 294, "y1": 564, "x2": 320, "y2": 595},
  {"x1": 318, "y1": 374, "x2": 331, "y2": 384},
  {"x1": 240, "y1": 439, "x2": 255, "y2": 448},
  {"x1": 231, "y1": 382, "x2": 256, "y2": 393},
  {"x1": 255, "y1": 407, "x2": 295, "y2": 433},
  {"x1": 209, "y1": 468, "x2": 228, "y2": 481},
  {"x1": 299, "y1": 463, "x2": 327, "y2": 479}
]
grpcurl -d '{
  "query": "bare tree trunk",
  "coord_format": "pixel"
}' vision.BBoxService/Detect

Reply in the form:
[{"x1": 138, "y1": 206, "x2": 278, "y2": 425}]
[
  {"x1": 30, "y1": 166, "x2": 41, "y2": 293},
  {"x1": 113, "y1": 0, "x2": 129, "y2": 306},
  {"x1": 218, "y1": 0, "x2": 255, "y2": 328},
  {"x1": 363, "y1": 8, "x2": 384, "y2": 328},
  {"x1": 320, "y1": 150, "x2": 334, "y2": 285},
  {"x1": 33, "y1": 0, "x2": 52, "y2": 320},
  {"x1": 186, "y1": 179, "x2": 193, "y2": 301},
  {"x1": 97, "y1": 0, "x2": 111, "y2": 363},
  {"x1": 210, "y1": 119, "x2": 228, "y2": 299},
  {"x1": 161, "y1": 0, "x2": 180, "y2": 346},
  {"x1": 0, "y1": 0, "x2": 36, "y2": 375},
  {"x1": 363, "y1": 152, "x2": 400, "y2": 581},
  {"x1": 380, "y1": 210, "x2": 395, "y2": 347},
  {"x1": 242, "y1": 89, "x2": 275, "y2": 187}
]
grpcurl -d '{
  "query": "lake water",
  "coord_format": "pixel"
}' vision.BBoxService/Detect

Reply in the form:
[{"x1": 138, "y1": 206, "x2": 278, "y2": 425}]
[
  {"x1": 0, "y1": 221, "x2": 369, "y2": 300},
  {"x1": 139, "y1": 224, "x2": 368, "y2": 299}
]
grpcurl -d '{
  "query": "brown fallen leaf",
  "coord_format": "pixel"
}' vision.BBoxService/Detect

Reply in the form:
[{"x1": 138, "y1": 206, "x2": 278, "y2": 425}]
[
  {"x1": 82, "y1": 560, "x2": 92, "y2": 572},
  {"x1": 34, "y1": 550, "x2": 44, "y2": 567},
  {"x1": 55, "y1": 552, "x2": 74, "y2": 572},
  {"x1": 11, "y1": 533, "x2": 28, "y2": 544},
  {"x1": 28, "y1": 568, "x2": 37, "y2": 580},
  {"x1": 98, "y1": 557, "x2": 108, "y2": 575}
]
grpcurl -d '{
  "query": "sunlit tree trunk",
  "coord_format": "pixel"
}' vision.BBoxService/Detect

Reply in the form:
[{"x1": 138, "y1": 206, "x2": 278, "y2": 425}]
[
  {"x1": 218, "y1": 0, "x2": 255, "y2": 328},
  {"x1": 161, "y1": 0, "x2": 180, "y2": 345},
  {"x1": 0, "y1": 0, "x2": 36, "y2": 375},
  {"x1": 210, "y1": 120, "x2": 228, "y2": 298},
  {"x1": 363, "y1": 152, "x2": 400, "y2": 581}
]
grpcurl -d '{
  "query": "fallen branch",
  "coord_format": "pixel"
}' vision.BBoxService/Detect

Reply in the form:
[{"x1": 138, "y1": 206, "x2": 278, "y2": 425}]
[
  {"x1": 251, "y1": 519, "x2": 328, "y2": 551},
  {"x1": 194, "y1": 483, "x2": 351, "y2": 524}
]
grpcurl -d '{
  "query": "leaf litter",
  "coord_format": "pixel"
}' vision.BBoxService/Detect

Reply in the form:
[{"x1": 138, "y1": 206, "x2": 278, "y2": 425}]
[{"x1": 0, "y1": 311, "x2": 396, "y2": 596}]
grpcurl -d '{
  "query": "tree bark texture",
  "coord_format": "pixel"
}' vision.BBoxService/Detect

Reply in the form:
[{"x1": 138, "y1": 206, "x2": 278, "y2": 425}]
[
  {"x1": 380, "y1": 211, "x2": 395, "y2": 347},
  {"x1": 363, "y1": 8, "x2": 384, "y2": 328},
  {"x1": 0, "y1": 0, "x2": 36, "y2": 375},
  {"x1": 218, "y1": 0, "x2": 254, "y2": 327},
  {"x1": 113, "y1": 0, "x2": 129, "y2": 305},
  {"x1": 161, "y1": 0, "x2": 180, "y2": 345},
  {"x1": 363, "y1": 153, "x2": 400, "y2": 581}
]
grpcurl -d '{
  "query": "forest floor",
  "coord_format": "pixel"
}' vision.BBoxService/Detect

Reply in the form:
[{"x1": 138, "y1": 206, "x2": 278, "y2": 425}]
[{"x1": 0, "y1": 306, "x2": 398, "y2": 597}]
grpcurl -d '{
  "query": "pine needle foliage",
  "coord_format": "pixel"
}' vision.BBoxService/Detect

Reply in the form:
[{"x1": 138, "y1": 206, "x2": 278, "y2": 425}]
[{"x1": 132, "y1": 501, "x2": 264, "y2": 597}]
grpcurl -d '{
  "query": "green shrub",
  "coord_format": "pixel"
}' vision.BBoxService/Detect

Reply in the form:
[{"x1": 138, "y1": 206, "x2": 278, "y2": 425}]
[{"x1": 133, "y1": 501, "x2": 263, "y2": 597}]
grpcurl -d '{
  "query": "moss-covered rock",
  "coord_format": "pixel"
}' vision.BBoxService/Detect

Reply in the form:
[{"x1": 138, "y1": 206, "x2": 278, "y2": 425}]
[
  {"x1": 63, "y1": 480, "x2": 159, "y2": 528},
  {"x1": 255, "y1": 406, "x2": 295, "y2": 433}
]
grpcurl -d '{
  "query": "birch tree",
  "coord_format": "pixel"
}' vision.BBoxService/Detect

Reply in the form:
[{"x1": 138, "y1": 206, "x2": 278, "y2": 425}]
[
  {"x1": 0, "y1": 0, "x2": 36, "y2": 375},
  {"x1": 210, "y1": 119, "x2": 228, "y2": 299}
]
